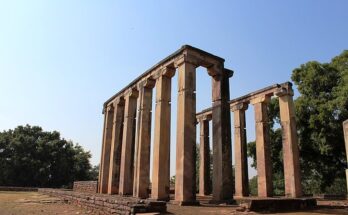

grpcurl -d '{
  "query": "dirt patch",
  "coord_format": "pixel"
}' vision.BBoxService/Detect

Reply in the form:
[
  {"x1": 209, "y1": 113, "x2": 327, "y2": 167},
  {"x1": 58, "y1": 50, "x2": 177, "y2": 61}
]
[{"x1": 0, "y1": 191, "x2": 93, "y2": 215}]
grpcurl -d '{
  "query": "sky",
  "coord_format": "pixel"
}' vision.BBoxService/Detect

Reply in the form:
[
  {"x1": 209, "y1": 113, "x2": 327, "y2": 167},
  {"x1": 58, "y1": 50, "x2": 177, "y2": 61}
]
[{"x1": 0, "y1": 1, "x2": 347, "y2": 178}]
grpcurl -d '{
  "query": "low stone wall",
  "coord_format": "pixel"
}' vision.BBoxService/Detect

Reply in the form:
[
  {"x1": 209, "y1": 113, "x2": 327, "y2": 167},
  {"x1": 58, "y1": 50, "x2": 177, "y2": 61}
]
[
  {"x1": 73, "y1": 181, "x2": 98, "y2": 193},
  {"x1": 38, "y1": 188, "x2": 166, "y2": 215},
  {"x1": 0, "y1": 186, "x2": 38, "y2": 192}
]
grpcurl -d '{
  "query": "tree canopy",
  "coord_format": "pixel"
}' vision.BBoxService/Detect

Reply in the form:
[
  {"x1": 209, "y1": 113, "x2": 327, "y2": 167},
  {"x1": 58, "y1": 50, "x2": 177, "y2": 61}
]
[
  {"x1": 0, "y1": 125, "x2": 98, "y2": 188},
  {"x1": 248, "y1": 50, "x2": 348, "y2": 195}
]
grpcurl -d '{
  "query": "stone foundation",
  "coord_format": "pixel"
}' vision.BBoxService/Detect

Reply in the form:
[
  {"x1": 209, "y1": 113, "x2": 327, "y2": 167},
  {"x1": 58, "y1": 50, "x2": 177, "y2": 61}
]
[
  {"x1": 236, "y1": 197, "x2": 317, "y2": 212},
  {"x1": 73, "y1": 181, "x2": 98, "y2": 193},
  {"x1": 38, "y1": 188, "x2": 166, "y2": 215}
]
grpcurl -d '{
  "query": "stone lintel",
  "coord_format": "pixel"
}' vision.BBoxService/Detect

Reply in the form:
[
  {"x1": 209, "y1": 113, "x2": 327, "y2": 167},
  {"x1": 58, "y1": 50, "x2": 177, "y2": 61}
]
[
  {"x1": 250, "y1": 95, "x2": 271, "y2": 105},
  {"x1": 197, "y1": 114, "x2": 212, "y2": 123}
]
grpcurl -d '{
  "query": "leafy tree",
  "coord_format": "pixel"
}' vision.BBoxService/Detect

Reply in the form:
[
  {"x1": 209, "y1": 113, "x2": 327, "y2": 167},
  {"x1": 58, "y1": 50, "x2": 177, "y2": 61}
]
[
  {"x1": 0, "y1": 125, "x2": 95, "y2": 188},
  {"x1": 292, "y1": 50, "x2": 348, "y2": 194}
]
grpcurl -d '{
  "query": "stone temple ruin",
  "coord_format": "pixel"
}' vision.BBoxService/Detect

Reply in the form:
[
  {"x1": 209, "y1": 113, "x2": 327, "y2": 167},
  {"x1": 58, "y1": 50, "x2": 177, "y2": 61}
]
[{"x1": 98, "y1": 45, "x2": 304, "y2": 206}]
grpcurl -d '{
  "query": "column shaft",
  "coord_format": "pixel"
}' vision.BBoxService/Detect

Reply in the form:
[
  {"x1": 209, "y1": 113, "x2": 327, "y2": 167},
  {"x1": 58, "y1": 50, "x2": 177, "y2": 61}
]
[
  {"x1": 252, "y1": 97, "x2": 273, "y2": 197},
  {"x1": 99, "y1": 106, "x2": 114, "y2": 193},
  {"x1": 107, "y1": 99, "x2": 125, "y2": 194},
  {"x1": 211, "y1": 71, "x2": 233, "y2": 202},
  {"x1": 233, "y1": 104, "x2": 249, "y2": 197},
  {"x1": 98, "y1": 112, "x2": 107, "y2": 193},
  {"x1": 199, "y1": 119, "x2": 211, "y2": 196},
  {"x1": 175, "y1": 61, "x2": 197, "y2": 204},
  {"x1": 152, "y1": 71, "x2": 173, "y2": 200},
  {"x1": 133, "y1": 80, "x2": 154, "y2": 198},
  {"x1": 279, "y1": 94, "x2": 302, "y2": 197},
  {"x1": 119, "y1": 90, "x2": 138, "y2": 195}
]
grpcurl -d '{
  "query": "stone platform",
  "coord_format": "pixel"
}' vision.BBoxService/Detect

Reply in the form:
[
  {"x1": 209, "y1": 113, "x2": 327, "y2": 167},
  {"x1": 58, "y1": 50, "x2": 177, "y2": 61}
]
[
  {"x1": 235, "y1": 197, "x2": 317, "y2": 212},
  {"x1": 39, "y1": 188, "x2": 166, "y2": 215}
]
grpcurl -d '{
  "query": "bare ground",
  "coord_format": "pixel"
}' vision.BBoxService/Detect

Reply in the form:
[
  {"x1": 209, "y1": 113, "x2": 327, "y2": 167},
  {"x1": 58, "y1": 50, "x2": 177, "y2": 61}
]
[{"x1": 0, "y1": 191, "x2": 347, "y2": 215}]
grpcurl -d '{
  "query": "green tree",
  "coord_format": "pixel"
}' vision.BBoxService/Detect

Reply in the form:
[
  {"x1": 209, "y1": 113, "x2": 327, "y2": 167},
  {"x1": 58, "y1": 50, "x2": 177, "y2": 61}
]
[
  {"x1": 292, "y1": 50, "x2": 348, "y2": 194},
  {"x1": 0, "y1": 125, "x2": 95, "y2": 188}
]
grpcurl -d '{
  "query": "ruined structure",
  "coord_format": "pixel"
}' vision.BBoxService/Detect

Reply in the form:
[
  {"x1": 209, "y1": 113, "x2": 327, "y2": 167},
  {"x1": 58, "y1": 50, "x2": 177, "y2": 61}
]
[{"x1": 98, "y1": 45, "x2": 302, "y2": 205}]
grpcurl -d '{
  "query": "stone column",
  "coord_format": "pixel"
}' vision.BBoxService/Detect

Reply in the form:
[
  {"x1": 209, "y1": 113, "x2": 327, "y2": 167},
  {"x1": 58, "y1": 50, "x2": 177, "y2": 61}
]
[
  {"x1": 175, "y1": 57, "x2": 197, "y2": 204},
  {"x1": 133, "y1": 79, "x2": 155, "y2": 198},
  {"x1": 198, "y1": 115, "x2": 211, "y2": 196},
  {"x1": 151, "y1": 67, "x2": 175, "y2": 201},
  {"x1": 344, "y1": 120, "x2": 348, "y2": 194},
  {"x1": 276, "y1": 87, "x2": 302, "y2": 198},
  {"x1": 99, "y1": 105, "x2": 114, "y2": 194},
  {"x1": 107, "y1": 98, "x2": 125, "y2": 194},
  {"x1": 209, "y1": 67, "x2": 233, "y2": 202},
  {"x1": 98, "y1": 111, "x2": 107, "y2": 193},
  {"x1": 251, "y1": 96, "x2": 273, "y2": 197},
  {"x1": 119, "y1": 88, "x2": 138, "y2": 196},
  {"x1": 232, "y1": 103, "x2": 249, "y2": 197}
]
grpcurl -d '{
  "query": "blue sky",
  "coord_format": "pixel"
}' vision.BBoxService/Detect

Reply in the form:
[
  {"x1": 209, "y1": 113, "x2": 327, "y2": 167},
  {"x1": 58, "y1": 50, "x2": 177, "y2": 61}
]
[{"x1": 0, "y1": 1, "x2": 347, "y2": 177}]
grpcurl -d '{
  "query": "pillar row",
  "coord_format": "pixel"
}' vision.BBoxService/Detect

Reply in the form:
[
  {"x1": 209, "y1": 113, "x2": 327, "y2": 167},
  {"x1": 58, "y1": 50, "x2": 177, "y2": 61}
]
[
  {"x1": 119, "y1": 88, "x2": 138, "y2": 196},
  {"x1": 198, "y1": 115, "x2": 211, "y2": 196},
  {"x1": 276, "y1": 88, "x2": 302, "y2": 197},
  {"x1": 232, "y1": 102, "x2": 249, "y2": 197},
  {"x1": 251, "y1": 96, "x2": 273, "y2": 197},
  {"x1": 151, "y1": 67, "x2": 175, "y2": 201},
  {"x1": 133, "y1": 79, "x2": 155, "y2": 199},
  {"x1": 175, "y1": 59, "x2": 197, "y2": 204},
  {"x1": 99, "y1": 105, "x2": 115, "y2": 194},
  {"x1": 107, "y1": 98, "x2": 125, "y2": 194}
]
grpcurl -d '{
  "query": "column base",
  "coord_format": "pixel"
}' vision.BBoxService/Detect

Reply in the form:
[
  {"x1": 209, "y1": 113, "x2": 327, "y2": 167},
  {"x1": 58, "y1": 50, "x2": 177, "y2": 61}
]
[{"x1": 170, "y1": 200, "x2": 200, "y2": 206}]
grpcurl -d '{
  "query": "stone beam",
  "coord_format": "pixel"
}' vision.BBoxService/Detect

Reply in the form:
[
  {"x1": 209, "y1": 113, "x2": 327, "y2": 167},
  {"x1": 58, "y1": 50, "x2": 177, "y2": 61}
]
[
  {"x1": 151, "y1": 66, "x2": 175, "y2": 201},
  {"x1": 107, "y1": 98, "x2": 125, "y2": 194},
  {"x1": 103, "y1": 45, "x2": 225, "y2": 109},
  {"x1": 196, "y1": 82, "x2": 293, "y2": 118},
  {"x1": 250, "y1": 96, "x2": 273, "y2": 197},
  {"x1": 119, "y1": 88, "x2": 138, "y2": 196},
  {"x1": 231, "y1": 102, "x2": 249, "y2": 197}
]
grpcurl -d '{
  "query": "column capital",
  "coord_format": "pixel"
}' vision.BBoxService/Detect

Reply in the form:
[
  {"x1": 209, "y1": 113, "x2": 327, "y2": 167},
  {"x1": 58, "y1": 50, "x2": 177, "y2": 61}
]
[
  {"x1": 124, "y1": 88, "x2": 139, "y2": 98},
  {"x1": 138, "y1": 78, "x2": 156, "y2": 90},
  {"x1": 106, "y1": 104, "x2": 114, "y2": 112},
  {"x1": 174, "y1": 53, "x2": 201, "y2": 68},
  {"x1": 275, "y1": 86, "x2": 294, "y2": 97},
  {"x1": 250, "y1": 95, "x2": 271, "y2": 105},
  {"x1": 113, "y1": 97, "x2": 125, "y2": 106},
  {"x1": 231, "y1": 102, "x2": 248, "y2": 112},
  {"x1": 197, "y1": 114, "x2": 212, "y2": 123}
]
